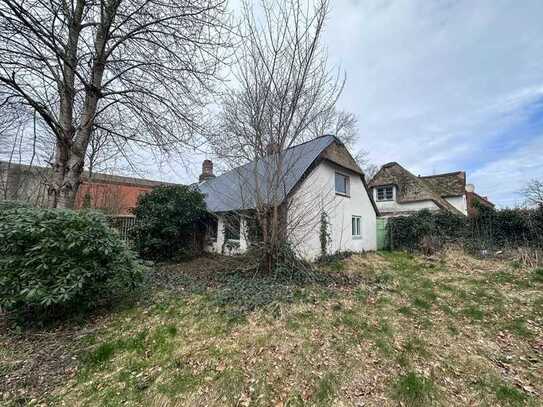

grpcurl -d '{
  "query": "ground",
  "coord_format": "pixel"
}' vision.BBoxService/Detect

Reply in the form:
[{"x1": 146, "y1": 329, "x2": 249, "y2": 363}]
[{"x1": 1, "y1": 250, "x2": 542, "y2": 406}]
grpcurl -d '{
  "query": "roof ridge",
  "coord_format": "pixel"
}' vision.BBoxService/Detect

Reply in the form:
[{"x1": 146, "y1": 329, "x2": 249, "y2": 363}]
[
  {"x1": 198, "y1": 136, "x2": 342, "y2": 212},
  {"x1": 417, "y1": 177, "x2": 464, "y2": 214},
  {"x1": 420, "y1": 171, "x2": 463, "y2": 178},
  {"x1": 205, "y1": 135, "x2": 336, "y2": 183},
  {"x1": 284, "y1": 134, "x2": 337, "y2": 151}
]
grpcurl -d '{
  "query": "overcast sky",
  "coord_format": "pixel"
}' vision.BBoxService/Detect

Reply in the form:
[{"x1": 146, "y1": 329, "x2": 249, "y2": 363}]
[
  {"x1": 147, "y1": 0, "x2": 543, "y2": 208},
  {"x1": 324, "y1": 0, "x2": 543, "y2": 207}
]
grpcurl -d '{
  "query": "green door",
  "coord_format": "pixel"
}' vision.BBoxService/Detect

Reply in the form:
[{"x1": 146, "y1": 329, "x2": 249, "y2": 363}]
[{"x1": 376, "y1": 218, "x2": 389, "y2": 250}]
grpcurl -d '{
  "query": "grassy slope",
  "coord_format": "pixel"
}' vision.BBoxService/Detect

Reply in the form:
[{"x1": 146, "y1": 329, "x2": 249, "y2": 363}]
[{"x1": 1, "y1": 251, "x2": 542, "y2": 406}]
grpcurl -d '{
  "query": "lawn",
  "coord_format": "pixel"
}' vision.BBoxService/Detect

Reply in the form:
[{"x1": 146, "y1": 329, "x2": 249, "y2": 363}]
[{"x1": 1, "y1": 250, "x2": 542, "y2": 406}]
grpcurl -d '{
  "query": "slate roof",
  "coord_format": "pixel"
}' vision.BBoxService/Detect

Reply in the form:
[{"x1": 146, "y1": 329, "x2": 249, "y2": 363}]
[
  {"x1": 199, "y1": 135, "x2": 339, "y2": 212},
  {"x1": 368, "y1": 162, "x2": 466, "y2": 215}
]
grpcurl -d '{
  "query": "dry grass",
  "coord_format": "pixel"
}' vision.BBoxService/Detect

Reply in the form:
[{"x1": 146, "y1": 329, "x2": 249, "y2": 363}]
[{"x1": 1, "y1": 250, "x2": 542, "y2": 406}]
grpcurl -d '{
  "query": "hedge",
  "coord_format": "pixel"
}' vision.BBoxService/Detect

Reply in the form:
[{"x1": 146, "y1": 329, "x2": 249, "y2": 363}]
[{"x1": 388, "y1": 205, "x2": 543, "y2": 252}]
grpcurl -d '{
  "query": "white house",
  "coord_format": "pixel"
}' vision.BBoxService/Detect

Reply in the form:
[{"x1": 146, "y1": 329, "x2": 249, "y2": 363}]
[
  {"x1": 368, "y1": 162, "x2": 494, "y2": 217},
  {"x1": 198, "y1": 135, "x2": 378, "y2": 260}
]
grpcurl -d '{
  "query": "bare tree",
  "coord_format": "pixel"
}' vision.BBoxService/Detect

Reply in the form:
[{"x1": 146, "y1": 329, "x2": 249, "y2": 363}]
[
  {"x1": 523, "y1": 179, "x2": 543, "y2": 208},
  {"x1": 85, "y1": 126, "x2": 127, "y2": 178},
  {"x1": 362, "y1": 162, "x2": 379, "y2": 181},
  {"x1": 310, "y1": 107, "x2": 357, "y2": 147},
  {"x1": 0, "y1": 0, "x2": 230, "y2": 208},
  {"x1": 353, "y1": 150, "x2": 379, "y2": 181},
  {"x1": 0, "y1": 93, "x2": 54, "y2": 203},
  {"x1": 207, "y1": 0, "x2": 344, "y2": 272},
  {"x1": 309, "y1": 106, "x2": 378, "y2": 181}
]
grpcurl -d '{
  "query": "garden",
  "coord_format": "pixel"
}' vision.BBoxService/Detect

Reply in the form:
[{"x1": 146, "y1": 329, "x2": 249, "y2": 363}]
[
  {"x1": 1, "y1": 249, "x2": 542, "y2": 406},
  {"x1": 1, "y1": 191, "x2": 542, "y2": 406}
]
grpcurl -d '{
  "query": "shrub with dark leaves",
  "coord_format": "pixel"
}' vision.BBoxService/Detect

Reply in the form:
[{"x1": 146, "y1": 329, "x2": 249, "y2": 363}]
[
  {"x1": 0, "y1": 208, "x2": 143, "y2": 319},
  {"x1": 389, "y1": 209, "x2": 464, "y2": 250},
  {"x1": 131, "y1": 185, "x2": 209, "y2": 260},
  {"x1": 0, "y1": 200, "x2": 30, "y2": 211},
  {"x1": 389, "y1": 205, "x2": 543, "y2": 252}
]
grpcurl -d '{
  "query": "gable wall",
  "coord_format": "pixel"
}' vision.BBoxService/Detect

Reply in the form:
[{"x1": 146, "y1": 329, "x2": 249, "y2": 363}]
[
  {"x1": 288, "y1": 160, "x2": 377, "y2": 260},
  {"x1": 444, "y1": 195, "x2": 467, "y2": 215}
]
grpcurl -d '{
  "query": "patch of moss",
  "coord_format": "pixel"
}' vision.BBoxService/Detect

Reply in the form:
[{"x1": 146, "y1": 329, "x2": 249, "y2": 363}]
[
  {"x1": 392, "y1": 371, "x2": 436, "y2": 406},
  {"x1": 463, "y1": 306, "x2": 484, "y2": 321},
  {"x1": 531, "y1": 268, "x2": 543, "y2": 283},
  {"x1": 495, "y1": 383, "x2": 527, "y2": 405},
  {"x1": 313, "y1": 372, "x2": 338, "y2": 404}
]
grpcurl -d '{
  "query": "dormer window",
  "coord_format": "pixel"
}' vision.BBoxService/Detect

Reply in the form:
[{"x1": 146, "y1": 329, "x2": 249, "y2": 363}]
[
  {"x1": 376, "y1": 186, "x2": 394, "y2": 201},
  {"x1": 335, "y1": 172, "x2": 350, "y2": 196}
]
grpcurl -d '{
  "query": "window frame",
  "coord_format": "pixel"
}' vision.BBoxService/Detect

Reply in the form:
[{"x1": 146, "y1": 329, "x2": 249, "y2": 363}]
[
  {"x1": 207, "y1": 217, "x2": 218, "y2": 242},
  {"x1": 376, "y1": 185, "x2": 394, "y2": 202},
  {"x1": 224, "y1": 214, "x2": 241, "y2": 241},
  {"x1": 335, "y1": 172, "x2": 350, "y2": 197},
  {"x1": 351, "y1": 215, "x2": 361, "y2": 239}
]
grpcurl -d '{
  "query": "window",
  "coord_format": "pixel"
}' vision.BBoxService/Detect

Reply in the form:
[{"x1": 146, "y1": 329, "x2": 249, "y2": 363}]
[
  {"x1": 207, "y1": 217, "x2": 218, "y2": 241},
  {"x1": 352, "y1": 216, "x2": 361, "y2": 238},
  {"x1": 335, "y1": 173, "x2": 350, "y2": 196},
  {"x1": 246, "y1": 214, "x2": 263, "y2": 244},
  {"x1": 376, "y1": 186, "x2": 394, "y2": 201},
  {"x1": 224, "y1": 214, "x2": 240, "y2": 240}
]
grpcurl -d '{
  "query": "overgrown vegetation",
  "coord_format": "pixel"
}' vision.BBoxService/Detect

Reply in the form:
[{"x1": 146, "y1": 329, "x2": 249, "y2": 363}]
[
  {"x1": 131, "y1": 185, "x2": 209, "y2": 260},
  {"x1": 319, "y1": 210, "x2": 331, "y2": 257},
  {"x1": 392, "y1": 371, "x2": 436, "y2": 406},
  {"x1": 0, "y1": 207, "x2": 143, "y2": 321},
  {"x1": 389, "y1": 205, "x2": 543, "y2": 255},
  {"x1": 0, "y1": 199, "x2": 30, "y2": 211},
  {"x1": 2, "y1": 251, "x2": 541, "y2": 405}
]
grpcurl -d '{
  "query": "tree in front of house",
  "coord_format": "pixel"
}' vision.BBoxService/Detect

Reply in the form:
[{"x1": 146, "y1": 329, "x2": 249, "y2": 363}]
[
  {"x1": 207, "y1": 0, "x2": 343, "y2": 272},
  {"x1": 0, "y1": 0, "x2": 230, "y2": 208},
  {"x1": 309, "y1": 107, "x2": 378, "y2": 180}
]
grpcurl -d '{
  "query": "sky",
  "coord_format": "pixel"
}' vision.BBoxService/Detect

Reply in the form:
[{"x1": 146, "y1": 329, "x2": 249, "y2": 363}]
[
  {"x1": 161, "y1": 0, "x2": 543, "y2": 208},
  {"x1": 322, "y1": 0, "x2": 543, "y2": 207},
  {"x1": 10, "y1": 0, "x2": 538, "y2": 208}
]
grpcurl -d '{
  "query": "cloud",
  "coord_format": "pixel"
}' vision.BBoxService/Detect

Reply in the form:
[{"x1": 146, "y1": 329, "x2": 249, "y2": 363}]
[
  {"x1": 133, "y1": 0, "x2": 543, "y2": 206},
  {"x1": 325, "y1": 0, "x2": 543, "y2": 205},
  {"x1": 470, "y1": 135, "x2": 543, "y2": 207}
]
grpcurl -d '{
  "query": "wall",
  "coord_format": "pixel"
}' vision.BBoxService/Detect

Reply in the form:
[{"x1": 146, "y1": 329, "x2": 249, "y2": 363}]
[
  {"x1": 205, "y1": 214, "x2": 249, "y2": 255},
  {"x1": 0, "y1": 161, "x2": 161, "y2": 213},
  {"x1": 75, "y1": 181, "x2": 153, "y2": 214},
  {"x1": 0, "y1": 162, "x2": 48, "y2": 206},
  {"x1": 444, "y1": 195, "x2": 467, "y2": 216},
  {"x1": 372, "y1": 186, "x2": 439, "y2": 215},
  {"x1": 288, "y1": 161, "x2": 377, "y2": 260}
]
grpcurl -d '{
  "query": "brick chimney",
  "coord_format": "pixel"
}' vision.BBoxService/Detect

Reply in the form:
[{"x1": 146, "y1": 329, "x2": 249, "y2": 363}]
[{"x1": 199, "y1": 159, "x2": 215, "y2": 182}]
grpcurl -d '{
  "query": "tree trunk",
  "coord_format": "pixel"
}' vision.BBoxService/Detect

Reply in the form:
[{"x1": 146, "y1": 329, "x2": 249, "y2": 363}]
[
  {"x1": 47, "y1": 140, "x2": 85, "y2": 209},
  {"x1": 46, "y1": 8, "x2": 109, "y2": 209}
]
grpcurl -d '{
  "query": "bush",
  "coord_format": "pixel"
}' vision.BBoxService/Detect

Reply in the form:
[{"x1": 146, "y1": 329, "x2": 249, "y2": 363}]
[
  {"x1": 389, "y1": 209, "x2": 466, "y2": 251},
  {"x1": 131, "y1": 185, "x2": 209, "y2": 260},
  {"x1": 389, "y1": 206, "x2": 543, "y2": 253},
  {"x1": 467, "y1": 204, "x2": 543, "y2": 250},
  {"x1": 0, "y1": 200, "x2": 30, "y2": 211},
  {"x1": 0, "y1": 208, "x2": 144, "y2": 319}
]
